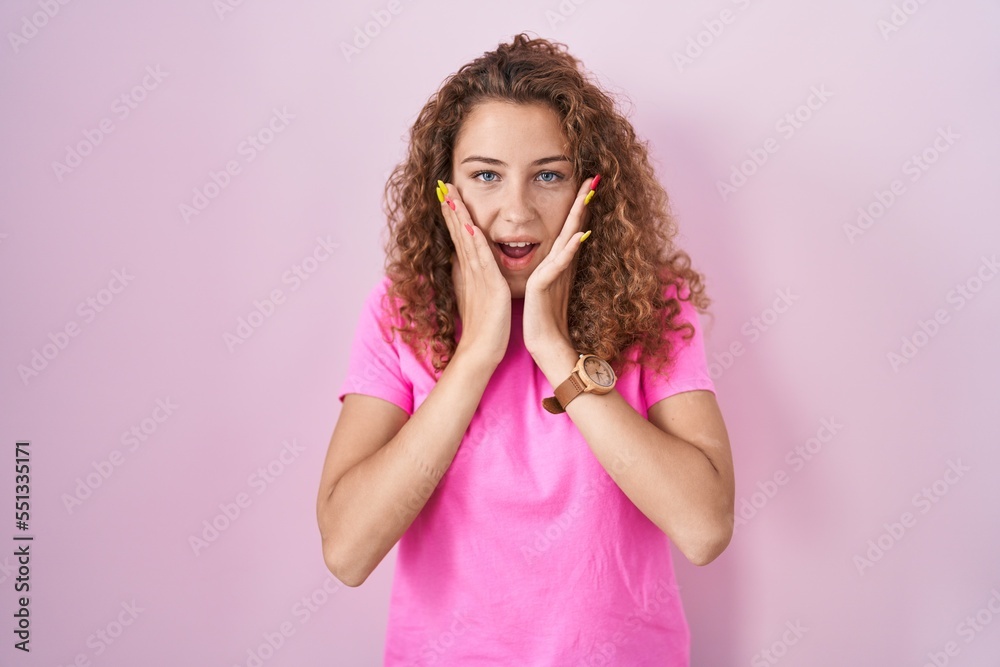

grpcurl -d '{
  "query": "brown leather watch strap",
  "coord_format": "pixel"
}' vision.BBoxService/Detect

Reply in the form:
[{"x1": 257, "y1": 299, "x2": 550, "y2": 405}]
[
  {"x1": 542, "y1": 354, "x2": 618, "y2": 415},
  {"x1": 541, "y1": 396, "x2": 564, "y2": 414},
  {"x1": 542, "y1": 370, "x2": 585, "y2": 414},
  {"x1": 555, "y1": 372, "x2": 586, "y2": 409}
]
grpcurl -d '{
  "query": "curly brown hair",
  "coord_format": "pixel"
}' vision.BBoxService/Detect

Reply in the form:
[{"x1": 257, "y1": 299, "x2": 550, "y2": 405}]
[{"x1": 380, "y1": 32, "x2": 711, "y2": 382}]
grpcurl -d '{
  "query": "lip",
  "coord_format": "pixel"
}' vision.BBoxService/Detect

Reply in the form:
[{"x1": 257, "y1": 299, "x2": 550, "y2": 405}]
[
  {"x1": 493, "y1": 236, "x2": 541, "y2": 244},
  {"x1": 493, "y1": 241, "x2": 540, "y2": 271}
]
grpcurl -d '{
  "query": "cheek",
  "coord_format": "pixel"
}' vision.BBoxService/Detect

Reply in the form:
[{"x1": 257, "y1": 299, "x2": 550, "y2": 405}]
[
  {"x1": 460, "y1": 197, "x2": 489, "y2": 227},
  {"x1": 540, "y1": 189, "x2": 575, "y2": 219},
  {"x1": 541, "y1": 207, "x2": 571, "y2": 237}
]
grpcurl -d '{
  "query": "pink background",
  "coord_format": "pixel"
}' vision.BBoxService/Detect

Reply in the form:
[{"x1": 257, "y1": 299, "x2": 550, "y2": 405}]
[{"x1": 2, "y1": 1, "x2": 999, "y2": 665}]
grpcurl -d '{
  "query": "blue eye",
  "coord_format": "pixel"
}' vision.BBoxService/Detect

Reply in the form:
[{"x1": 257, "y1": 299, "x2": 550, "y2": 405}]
[
  {"x1": 472, "y1": 171, "x2": 498, "y2": 183},
  {"x1": 469, "y1": 170, "x2": 564, "y2": 184}
]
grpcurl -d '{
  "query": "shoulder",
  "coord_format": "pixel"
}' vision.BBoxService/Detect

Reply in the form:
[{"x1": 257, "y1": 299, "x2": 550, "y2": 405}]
[
  {"x1": 353, "y1": 274, "x2": 407, "y2": 343},
  {"x1": 647, "y1": 275, "x2": 709, "y2": 369},
  {"x1": 368, "y1": 274, "x2": 393, "y2": 304},
  {"x1": 659, "y1": 276, "x2": 702, "y2": 334},
  {"x1": 362, "y1": 274, "x2": 404, "y2": 318},
  {"x1": 661, "y1": 275, "x2": 697, "y2": 306}
]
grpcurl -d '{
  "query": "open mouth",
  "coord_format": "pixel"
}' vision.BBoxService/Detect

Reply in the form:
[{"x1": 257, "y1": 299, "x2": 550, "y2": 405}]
[
  {"x1": 496, "y1": 242, "x2": 538, "y2": 259},
  {"x1": 493, "y1": 241, "x2": 540, "y2": 270}
]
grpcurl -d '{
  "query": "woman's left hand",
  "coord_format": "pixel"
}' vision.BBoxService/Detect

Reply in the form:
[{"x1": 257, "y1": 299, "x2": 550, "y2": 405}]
[{"x1": 523, "y1": 175, "x2": 598, "y2": 357}]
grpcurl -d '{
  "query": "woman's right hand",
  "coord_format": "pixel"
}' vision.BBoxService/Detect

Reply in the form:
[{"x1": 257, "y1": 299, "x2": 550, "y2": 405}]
[{"x1": 438, "y1": 180, "x2": 511, "y2": 369}]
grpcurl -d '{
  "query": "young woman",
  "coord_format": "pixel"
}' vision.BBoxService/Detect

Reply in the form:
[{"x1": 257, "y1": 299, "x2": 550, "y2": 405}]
[{"x1": 317, "y1": 33, "x2": 735, "y2": 666}]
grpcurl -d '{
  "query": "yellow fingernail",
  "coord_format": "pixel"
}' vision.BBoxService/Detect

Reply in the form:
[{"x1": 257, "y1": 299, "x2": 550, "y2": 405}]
[
  {"x1": 584, "y1": 190, "x2": 595, "y2": 206},
  {"x1": 437, "y1": 180, "x2": 449, "y2": 196},
  {"x1": 436, "y1": 185, "x2": 445, "y2": 202},
  {"x1": 579, "y1": 230, "x2": 591, "y2": 243}
]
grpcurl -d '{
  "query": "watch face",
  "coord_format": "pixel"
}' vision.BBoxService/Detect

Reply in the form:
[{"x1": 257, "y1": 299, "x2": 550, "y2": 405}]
[{"x1": 583, "y1": 357, "x2": 615, "y2": 387}]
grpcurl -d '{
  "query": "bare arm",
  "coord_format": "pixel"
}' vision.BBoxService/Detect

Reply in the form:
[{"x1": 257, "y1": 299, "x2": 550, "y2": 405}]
[
  {"x1": 316, "y1": 350, "x2": 496, "y2": 587},
  {"x1": 532, "y1": 341, "x2": 735, "y2": 566}
]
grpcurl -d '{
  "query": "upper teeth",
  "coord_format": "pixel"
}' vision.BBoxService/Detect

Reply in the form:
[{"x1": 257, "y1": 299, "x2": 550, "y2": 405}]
[{"x1": 500, "y1": 242, "x2": 532, "y2": 247}]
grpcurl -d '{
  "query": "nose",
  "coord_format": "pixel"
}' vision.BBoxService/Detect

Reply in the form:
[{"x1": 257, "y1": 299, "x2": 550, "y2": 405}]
[{"x1": 500, "y1": 181, "x2": 534, "y2": 224}]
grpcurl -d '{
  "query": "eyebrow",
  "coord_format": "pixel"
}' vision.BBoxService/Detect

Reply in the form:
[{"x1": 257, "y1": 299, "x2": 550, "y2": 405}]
[{"x1": 459, "y1": 155, "x2": 571, "y2": 167}]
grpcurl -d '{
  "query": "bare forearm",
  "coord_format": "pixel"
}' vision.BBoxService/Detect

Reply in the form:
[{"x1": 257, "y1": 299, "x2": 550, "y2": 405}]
[
  {"x1": 321, "y1": 351, "x2": 495, "y2": 585},
  {"x1": 534, "y1": 343, "x2": 733, "y2": 564},
  {"x1": 570, "y1": 390, "x2": 731, "y2": 562}
]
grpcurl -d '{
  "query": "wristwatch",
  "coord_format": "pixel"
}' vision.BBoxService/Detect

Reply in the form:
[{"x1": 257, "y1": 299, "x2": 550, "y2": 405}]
[{"x1": 542, "y1": 353, "x2": 617, "y2": 414}]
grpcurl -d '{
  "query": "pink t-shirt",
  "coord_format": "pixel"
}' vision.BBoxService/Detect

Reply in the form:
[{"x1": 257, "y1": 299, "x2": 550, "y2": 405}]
[{"x1": 338, "y1": 275, "x2": 716, "y2": 666}]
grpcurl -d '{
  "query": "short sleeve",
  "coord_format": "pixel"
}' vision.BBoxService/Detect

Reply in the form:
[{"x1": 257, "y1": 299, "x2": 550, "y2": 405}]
[
  {"x1": 336, "y1": 276, "x2": 414, "y2": 415},
  {"x1": 640, "y1": 282, "x2": 716, "y2": 410}
]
